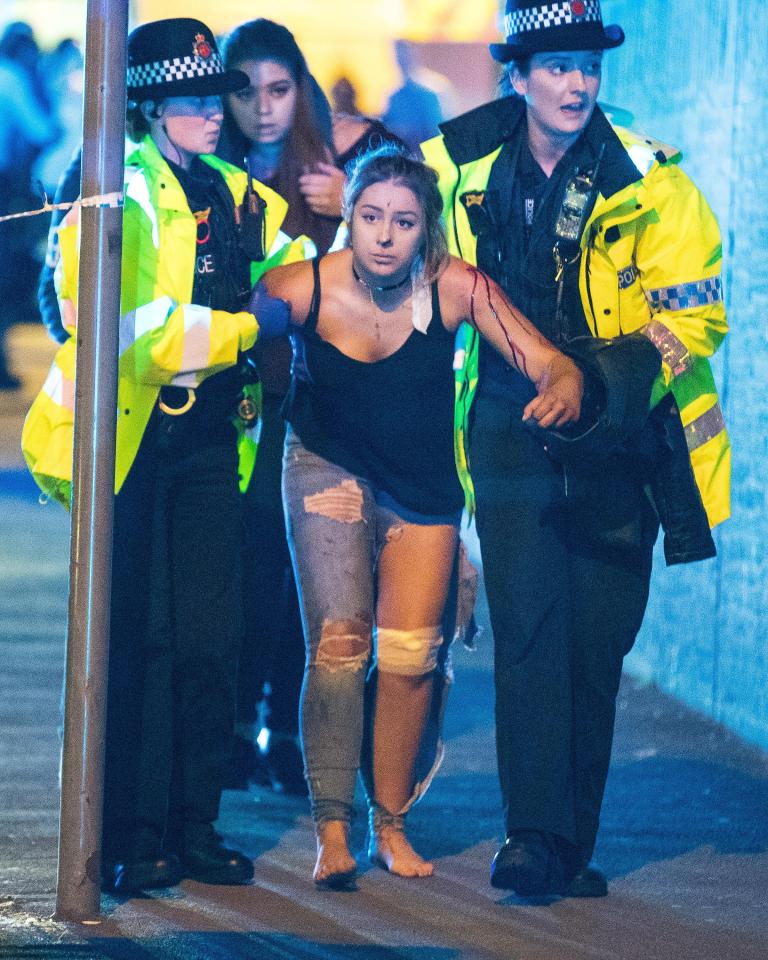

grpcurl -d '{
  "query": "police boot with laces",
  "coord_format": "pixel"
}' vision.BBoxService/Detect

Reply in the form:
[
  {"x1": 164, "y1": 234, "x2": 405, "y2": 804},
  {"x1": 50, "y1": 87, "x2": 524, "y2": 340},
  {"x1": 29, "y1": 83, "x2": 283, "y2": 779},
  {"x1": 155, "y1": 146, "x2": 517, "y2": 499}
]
[{"x1": 182, "y1": 823, "x2": 254, "y2": 885}]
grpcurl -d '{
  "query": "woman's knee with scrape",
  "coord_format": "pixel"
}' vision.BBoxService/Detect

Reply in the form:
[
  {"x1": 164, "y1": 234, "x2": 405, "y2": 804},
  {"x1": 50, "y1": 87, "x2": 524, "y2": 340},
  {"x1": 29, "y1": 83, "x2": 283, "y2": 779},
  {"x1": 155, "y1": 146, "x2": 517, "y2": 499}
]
[{"x1": 374, "y1": 626, "x2": 443, "y2": 677}]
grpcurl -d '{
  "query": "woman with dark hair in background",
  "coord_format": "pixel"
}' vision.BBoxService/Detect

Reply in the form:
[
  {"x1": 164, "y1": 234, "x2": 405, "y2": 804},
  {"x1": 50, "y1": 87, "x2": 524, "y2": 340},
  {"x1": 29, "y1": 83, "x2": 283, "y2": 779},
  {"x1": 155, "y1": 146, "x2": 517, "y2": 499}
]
[
  {"x1": 221, "y1": 19, "x2": 403, "y2": 253},
  {"x1": 257, "y1": 144, "x2": 583, "y2": 888},
  {"x1": 220, "y1": 18, "x2": 339, "y2": 254},
  {"x1": 217, "y1": 19, "x2": 402, "y2": 794}
]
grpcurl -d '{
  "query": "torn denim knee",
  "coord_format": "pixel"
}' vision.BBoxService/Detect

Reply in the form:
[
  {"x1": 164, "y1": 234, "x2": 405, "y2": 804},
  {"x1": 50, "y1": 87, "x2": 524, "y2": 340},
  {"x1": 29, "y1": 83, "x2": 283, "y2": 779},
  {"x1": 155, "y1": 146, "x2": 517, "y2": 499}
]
[{"x1": 313, "y1": 618, "x2": 372, "y2": 672}]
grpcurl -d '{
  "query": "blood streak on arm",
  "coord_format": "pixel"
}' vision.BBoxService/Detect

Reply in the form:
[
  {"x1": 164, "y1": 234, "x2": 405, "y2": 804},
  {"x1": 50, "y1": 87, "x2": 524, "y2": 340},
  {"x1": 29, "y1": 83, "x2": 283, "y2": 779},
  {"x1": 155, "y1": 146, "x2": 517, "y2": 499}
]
[{"x1": 465, "y1": 265, "x2": 533, "y2": 380}]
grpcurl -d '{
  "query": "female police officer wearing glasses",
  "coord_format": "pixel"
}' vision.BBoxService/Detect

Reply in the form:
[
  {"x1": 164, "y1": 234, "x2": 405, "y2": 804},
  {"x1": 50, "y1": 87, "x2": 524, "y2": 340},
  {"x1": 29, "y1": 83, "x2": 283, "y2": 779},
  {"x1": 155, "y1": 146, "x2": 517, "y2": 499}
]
[{"x1": 26, "y1": 18, "x2": 305, "y2": 894}]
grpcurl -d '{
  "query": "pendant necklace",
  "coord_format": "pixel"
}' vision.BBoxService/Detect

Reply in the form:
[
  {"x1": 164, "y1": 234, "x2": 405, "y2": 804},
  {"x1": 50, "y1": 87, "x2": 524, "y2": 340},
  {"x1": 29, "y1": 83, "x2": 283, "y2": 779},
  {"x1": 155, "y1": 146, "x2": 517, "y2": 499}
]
[
  {"x1": 352, "y1": 262, "x2": 410, "y2": 302},
  {"x1": 352, "y1": 261, "x2": 412, "y2": 340}
]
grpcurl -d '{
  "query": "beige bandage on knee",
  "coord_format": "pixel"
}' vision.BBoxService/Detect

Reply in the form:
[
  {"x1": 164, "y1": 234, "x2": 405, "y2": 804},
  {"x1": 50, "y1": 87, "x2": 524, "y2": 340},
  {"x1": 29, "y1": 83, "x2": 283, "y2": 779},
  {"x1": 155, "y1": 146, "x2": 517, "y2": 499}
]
[{"x1": 374, "y1": 625, "x2": 443, "y2": 676}]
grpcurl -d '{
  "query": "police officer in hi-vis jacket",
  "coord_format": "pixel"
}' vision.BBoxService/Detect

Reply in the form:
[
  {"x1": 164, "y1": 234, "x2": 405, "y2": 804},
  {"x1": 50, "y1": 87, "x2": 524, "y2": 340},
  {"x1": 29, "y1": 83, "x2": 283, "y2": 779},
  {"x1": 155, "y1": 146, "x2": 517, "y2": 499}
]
[
  {"x1": 422, "y1": 0, "x2": 729, "y2": 898},
  {"x1": 23, "y1": 18, "x2": 306, "y2": 895}
]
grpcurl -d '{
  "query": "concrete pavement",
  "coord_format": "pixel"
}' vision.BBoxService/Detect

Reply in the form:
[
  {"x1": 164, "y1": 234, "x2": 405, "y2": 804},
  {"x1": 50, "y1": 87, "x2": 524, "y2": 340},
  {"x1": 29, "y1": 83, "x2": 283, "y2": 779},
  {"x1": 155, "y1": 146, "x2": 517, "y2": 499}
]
[{"x1": 1, "y1": 325, "x2": 766, "y2": 959}]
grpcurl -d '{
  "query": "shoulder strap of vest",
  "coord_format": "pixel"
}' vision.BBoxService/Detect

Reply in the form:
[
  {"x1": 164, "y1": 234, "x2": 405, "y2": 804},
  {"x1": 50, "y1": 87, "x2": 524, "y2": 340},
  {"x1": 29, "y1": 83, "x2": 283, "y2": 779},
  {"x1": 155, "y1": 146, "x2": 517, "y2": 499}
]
[{"x1": 428, "y1": 279, "x2": 444, "y2": 336}]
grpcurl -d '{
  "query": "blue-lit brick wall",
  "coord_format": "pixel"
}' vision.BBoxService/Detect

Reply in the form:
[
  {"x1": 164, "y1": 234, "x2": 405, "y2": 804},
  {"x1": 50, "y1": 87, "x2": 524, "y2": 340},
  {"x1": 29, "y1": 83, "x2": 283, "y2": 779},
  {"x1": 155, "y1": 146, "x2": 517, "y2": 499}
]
[{"x1": 598, "y1": 1, "x2": 768, "y2": 748}]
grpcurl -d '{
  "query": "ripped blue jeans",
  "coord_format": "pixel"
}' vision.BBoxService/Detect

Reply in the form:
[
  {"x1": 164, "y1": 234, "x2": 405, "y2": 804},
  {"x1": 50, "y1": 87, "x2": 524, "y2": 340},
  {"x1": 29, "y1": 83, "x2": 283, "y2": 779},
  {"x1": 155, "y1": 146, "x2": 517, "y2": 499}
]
[{"x1": 282, "y1": 425, "x2": 458, "y2": 826}]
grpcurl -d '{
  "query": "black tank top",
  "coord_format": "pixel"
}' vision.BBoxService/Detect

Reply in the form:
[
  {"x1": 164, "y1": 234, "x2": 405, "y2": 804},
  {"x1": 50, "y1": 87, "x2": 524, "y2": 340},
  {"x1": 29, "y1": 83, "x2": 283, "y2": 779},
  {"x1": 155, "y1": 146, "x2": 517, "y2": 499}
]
[{"x1": 284, "y1": 258, "x2": 464, "y2": 515}]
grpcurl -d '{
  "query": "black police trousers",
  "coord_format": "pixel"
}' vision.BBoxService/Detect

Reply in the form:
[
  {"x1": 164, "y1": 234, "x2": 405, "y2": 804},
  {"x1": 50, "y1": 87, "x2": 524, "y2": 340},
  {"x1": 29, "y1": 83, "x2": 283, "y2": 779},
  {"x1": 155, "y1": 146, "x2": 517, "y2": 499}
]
[
  {"x1": 102, "y1": 418, "x2": 243, "y2": 857},
  {"x1": 470, "y1": 392, "x2": 658, "y2": 860}
]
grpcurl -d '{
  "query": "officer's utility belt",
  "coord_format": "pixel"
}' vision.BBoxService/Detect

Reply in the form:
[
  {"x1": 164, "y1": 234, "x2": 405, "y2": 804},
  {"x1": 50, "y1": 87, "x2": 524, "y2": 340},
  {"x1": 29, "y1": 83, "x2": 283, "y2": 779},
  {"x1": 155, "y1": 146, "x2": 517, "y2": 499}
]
[
  {"x1": 158, "y1": 384, "x2": 258, "y2": 427},
  {"x1": 158, "y1": 387, "x2": 196, "y2": 416}
]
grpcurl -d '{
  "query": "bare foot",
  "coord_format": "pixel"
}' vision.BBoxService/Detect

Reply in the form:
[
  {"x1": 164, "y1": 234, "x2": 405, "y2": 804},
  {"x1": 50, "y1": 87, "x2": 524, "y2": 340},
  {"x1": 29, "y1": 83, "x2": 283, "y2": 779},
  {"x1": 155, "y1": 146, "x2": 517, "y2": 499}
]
[
  {"x1": 314, "y1": 820, "x2": 357, "y2": 888},
  {"x1": 370, "y1": 824, "x2": 434, "y2": 877}
]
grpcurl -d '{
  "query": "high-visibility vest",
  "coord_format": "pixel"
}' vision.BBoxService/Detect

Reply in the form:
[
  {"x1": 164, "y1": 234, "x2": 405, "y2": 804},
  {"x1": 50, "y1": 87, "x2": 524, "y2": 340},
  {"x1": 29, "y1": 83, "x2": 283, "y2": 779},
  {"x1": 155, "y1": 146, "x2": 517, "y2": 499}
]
[
  {"x1": 422, "y1": 122, "x2": 730, "y2": 527},
  {"x1": 22, "y1": 136, "x2": 310, "y2": 508}
]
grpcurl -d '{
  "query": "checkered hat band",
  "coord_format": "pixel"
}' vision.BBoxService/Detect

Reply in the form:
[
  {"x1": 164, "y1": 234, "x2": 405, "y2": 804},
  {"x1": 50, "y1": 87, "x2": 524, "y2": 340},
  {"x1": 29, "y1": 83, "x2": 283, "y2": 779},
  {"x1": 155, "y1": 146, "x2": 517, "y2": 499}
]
[
  {"x1": 128, "y1": 51, "x2": 224, "y2": 89},
  {"x1": 505, "y1": 1, "x2": 601, "y2": 37}
]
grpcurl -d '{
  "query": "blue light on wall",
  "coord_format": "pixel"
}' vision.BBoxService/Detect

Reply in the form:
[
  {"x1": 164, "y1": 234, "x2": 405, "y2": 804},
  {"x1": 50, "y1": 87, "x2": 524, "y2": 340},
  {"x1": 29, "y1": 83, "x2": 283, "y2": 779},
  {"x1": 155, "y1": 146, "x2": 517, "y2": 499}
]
[{"x1": 599, "y1": 0, "x2": 768, "y2": 750}]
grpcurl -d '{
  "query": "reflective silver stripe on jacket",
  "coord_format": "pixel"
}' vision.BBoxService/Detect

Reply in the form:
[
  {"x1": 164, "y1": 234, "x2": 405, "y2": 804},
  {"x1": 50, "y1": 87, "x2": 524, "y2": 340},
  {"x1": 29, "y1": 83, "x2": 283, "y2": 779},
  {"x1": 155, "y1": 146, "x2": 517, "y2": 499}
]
[
  {"x1": 645, "y1": 276, "x2": 722, "y2": 312},
  {"x1": 644, "y1": 320, "x2": 692, "y2": 377},
  {"x1": 125, "y1": 168, "x2": 160, "y2": 248},
  {"x1": 685, "y1": 403, "x2": 726, "y2": 452},
  {"x1": 172, "y1": 304, "x2": 213, "y2": 388},
  {"x1": 120, "y1": 295, "x2": 175, "y2": 355},
  {"x1": 41, "y1": 364, "x2": 74, "y2": 411}
]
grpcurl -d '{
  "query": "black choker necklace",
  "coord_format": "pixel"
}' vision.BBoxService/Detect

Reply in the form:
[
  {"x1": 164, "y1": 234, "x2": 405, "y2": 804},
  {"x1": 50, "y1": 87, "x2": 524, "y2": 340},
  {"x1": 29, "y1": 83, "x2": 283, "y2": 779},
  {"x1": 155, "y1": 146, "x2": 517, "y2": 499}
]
[{"x1": 352, "y1": 262, "x2": 410, "y2": 292}]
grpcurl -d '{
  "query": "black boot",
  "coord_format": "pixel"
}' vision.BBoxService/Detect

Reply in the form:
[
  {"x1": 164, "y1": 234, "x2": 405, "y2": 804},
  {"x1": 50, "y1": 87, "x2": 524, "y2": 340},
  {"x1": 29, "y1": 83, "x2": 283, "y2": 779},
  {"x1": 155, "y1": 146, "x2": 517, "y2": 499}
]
[
  {"x1": 490, "y1": 829, "x2": 565, "y2": 896},
  {"x1": 557, "y1": 838, "x2": 608, "y2": 898},
  {"x1": 105, "y1": 826, "x2": 183, "y2": 894},
  {"x1": 182, "y1": 823, "x2": 254, "y2": 885}
]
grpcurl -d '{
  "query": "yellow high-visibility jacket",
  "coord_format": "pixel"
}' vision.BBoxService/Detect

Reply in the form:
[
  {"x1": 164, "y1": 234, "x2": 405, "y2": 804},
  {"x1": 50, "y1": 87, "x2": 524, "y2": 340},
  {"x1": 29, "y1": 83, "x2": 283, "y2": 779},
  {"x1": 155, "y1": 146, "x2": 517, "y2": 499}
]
[
  {"x1": 22, "y1": 136, "x2": 309, "y2": 508},
  {"x1": 422, "y1": 99, "x2": 730, "y2": 527}
]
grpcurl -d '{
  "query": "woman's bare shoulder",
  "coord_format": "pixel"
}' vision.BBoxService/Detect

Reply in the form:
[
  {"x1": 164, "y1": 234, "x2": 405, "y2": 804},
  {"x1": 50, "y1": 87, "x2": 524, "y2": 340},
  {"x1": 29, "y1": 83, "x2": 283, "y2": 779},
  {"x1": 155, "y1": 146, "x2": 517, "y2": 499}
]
[
  {"x1": 262, "y1": 250, "x2": 354, "y2": 323},
  {"x1": 263, "y1": 258, "x2": 312, "y2": 295},
  {"x1": 320, "y1": 247, "x2": 352, "y2": 271},
  {"x1": 442, "y1": 256, "x2": 496, "y2": 299},
  {"x1": 436, "y1": 256, "x2": 478, "y2": 324},
  {"x1": 332, "y1": 114, "x2": 374, "y2": 155},
  {"x1": 440, "y1": 255, "x2": 474, "y2": 285}
]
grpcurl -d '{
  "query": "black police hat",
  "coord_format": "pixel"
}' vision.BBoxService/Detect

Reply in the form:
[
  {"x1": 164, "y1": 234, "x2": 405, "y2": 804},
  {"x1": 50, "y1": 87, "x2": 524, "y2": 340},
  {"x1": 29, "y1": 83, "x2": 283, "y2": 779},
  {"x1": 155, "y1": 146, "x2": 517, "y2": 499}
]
[
  {"x1": 127, "y1": 18, "x2": 248, "y2": 102},
  {"x1": 490, "y1": 0, "x2": 624, "y2": 63}
]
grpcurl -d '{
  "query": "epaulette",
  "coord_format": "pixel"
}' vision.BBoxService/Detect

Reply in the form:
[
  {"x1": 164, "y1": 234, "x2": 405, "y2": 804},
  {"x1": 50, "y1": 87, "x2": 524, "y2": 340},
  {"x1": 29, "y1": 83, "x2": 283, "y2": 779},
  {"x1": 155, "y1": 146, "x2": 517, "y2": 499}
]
[
  {"x1": 123, "y1": 164, "x2": 145, "y2": 199},
  {"x1": 615, "y1": 125, "x2": 682, "y2": 170}
]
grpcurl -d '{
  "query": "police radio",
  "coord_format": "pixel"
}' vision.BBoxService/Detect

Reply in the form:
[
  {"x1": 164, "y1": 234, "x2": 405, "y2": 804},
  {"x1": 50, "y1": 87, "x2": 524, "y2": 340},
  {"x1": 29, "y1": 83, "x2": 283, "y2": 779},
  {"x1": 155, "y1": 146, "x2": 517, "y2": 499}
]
[
  {"x1": 554, "y1": 142, "x2": 605, "y2": 247},
  {"x1": 236, "y1": 158, "x2": 268, "y2": 262},
  {"x1": 552, "y1": 143, "x2": 605, "y2": 342}
]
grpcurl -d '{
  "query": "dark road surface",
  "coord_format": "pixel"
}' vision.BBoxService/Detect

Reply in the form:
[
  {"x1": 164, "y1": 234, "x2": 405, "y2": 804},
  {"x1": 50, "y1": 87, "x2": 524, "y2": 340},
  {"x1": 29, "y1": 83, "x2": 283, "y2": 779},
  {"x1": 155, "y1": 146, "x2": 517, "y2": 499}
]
[{"x1": 1, "y1": 326, "x2": 766, "y2": 960}]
